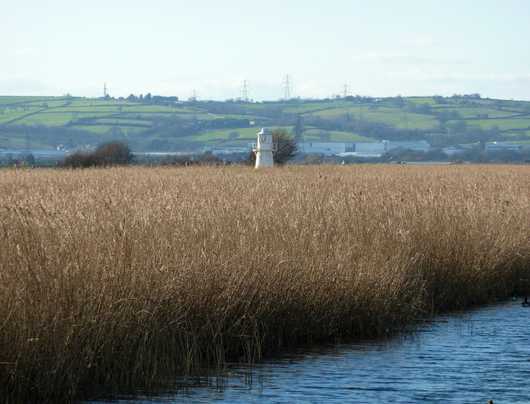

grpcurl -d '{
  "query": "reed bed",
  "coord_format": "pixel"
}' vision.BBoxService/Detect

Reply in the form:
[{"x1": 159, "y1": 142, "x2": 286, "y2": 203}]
[{"x1": 0, "y1": 165, "x2": 529, "y2": 401}]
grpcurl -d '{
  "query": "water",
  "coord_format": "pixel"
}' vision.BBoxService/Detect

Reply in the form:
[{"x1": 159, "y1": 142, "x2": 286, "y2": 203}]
[{"x1": 93, "y1": 301, "x2": 530, "y2": 403}]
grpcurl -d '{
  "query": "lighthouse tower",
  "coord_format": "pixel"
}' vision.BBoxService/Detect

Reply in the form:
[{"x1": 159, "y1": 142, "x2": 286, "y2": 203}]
[{"x1": 255, "y1": 128, "x2": 274, "y2": 168}]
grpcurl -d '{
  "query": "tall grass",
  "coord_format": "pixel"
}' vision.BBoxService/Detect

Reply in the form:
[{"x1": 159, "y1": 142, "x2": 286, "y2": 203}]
[{"x1": 0, "y1": 165, "x2": 529, "y2": 401}]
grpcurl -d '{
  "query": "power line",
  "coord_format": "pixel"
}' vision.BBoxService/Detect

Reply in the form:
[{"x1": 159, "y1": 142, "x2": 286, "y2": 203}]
[
  {"x1": 241, "y1": 80, "x2": 249, "y2": 102},
  {"x1": 283, "y1": 75, "x2": 291, "y2": 100},
  {"x1": 343, "y1": 83, "x2": 350, "y2": 98}
]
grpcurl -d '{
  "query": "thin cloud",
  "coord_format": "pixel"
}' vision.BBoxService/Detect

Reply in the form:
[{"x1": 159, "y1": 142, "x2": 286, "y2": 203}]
[{"x1": 351, "y1": 51, "x2": 466, "y2": 66}]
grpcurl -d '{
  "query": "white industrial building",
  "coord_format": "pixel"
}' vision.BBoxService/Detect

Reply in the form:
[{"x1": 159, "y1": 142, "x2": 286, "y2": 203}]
[
  {"x1": 485, "y1": 142, "x2": 522, "y2": 153},
  {"x1": 354, "y1": 142, "x2": 386, "y2": 154},
  {"x1": 298, "y1": 142, "x2": 347, "y2": 156},
  {"x1": 385, "y1": 140, "x2": 431, "y2": 153},
  {"x1": 442, "y1": 146, "x2": 467, "y2": 157},
  {"x1": 210, "y1": 147, "x2": 250, "y2": 155},
  {"x1": 298, "y1": 140, "x2": 431, "y2": 157}
]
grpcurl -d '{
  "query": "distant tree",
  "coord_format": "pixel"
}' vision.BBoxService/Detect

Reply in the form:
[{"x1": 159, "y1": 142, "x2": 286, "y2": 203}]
[
  {"x1": 416, "y1": 104, "x2": 432, "y2": 114},
  {"x1": 293, "y1": 114, "x2": 304, "y2": 143},
  {"x1": 406, "y1": 102, "x2": 418, "y2": 113},
  {"x1": 319, "y1": 131, "x2": 331, "y2": 142},
  {"x1": 196, "y1": 151, "x2": 222, "y2": 165},
  {"x1": 23, "y1": 153, "x2": 36, "y2": 166},
  {"x1": 93, "y1": 141, "x2": 133, "y2": 165},
  {"x1": 447, "y1": 120, "x2": 467, "y2": 134},
  {"x1": 62, "y1": 141, "x2": 133, "y2": 168},
  {"x1": 159, "y1": 154, "x2": 194, "y2": 166},
  {"x1": 304, "y1": 154, "x2": 323, "y2": 165},
  {"x1": 393, "y1": 96, "x2": 405, "y2": 108},
  {"x1": 228, "y1": 131, "x2": 239, "y2": 140},
  {"x1": 108, "y1": 127, "x2": 123, "y2": 137},
  {"x1": 246, "y1": 150, "x2": 256, "y2": 166},
  {"x1": 62, "y1": 151, "x2": 99, "y2": 168},
  {"x1": 272, "y1": 129, "x2": 297, "y2": 164},
  {"x1": 437, "y1": 110, "x2": 461, "y2": 125}
]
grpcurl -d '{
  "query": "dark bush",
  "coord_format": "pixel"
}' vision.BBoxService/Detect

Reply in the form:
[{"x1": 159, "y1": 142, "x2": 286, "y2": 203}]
[
  {"x1": 195, "y1": 151, "x2": 223, "y2": 165},
  {"x1": 62, "y1": 151, "x2": 99, "y2": 168},
  {"x1": 272, "y1": 129, "x2": 297, "y2": 164},
  {"x1": 62, "y1": 142, "x2": 133, "y2": 168},
  {"x1": 93, "y1": 142, "x2": 133, "y2": 165},
  {"x1": 159, "y1": 152, "x2": 223, "y2": 166}
]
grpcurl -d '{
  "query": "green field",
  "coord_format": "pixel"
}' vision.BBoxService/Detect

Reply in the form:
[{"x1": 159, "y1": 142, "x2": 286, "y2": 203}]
[
  {"x1": 0, "y1": 96, "x2": 59, "y2": 106},
  {"x1": 466, "y1": 118, "x2": 530, "y2": 131},
  {"x1": 449, "y1": 107, "x2": 519, "y2": 119},
  {"x1": 1, "y1": 95, "x2": 530, "y2": 151},
  {"x1": 312, "y1": 106, "x2": 439, "y2": 130},
  {"x1": 194, "y1": 127, "x2": 262, "y2": 142}
]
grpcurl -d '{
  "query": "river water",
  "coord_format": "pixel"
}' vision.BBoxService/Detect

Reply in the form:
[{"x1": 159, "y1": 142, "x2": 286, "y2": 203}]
[{"x1": 93, "y1": 300, "x2": 530, "y2": 403}]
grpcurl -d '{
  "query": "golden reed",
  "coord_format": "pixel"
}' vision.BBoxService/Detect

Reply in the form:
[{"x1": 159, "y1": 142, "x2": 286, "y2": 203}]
[{"x1": 0, "y1": 165, "x2": 528, "y2": 401}]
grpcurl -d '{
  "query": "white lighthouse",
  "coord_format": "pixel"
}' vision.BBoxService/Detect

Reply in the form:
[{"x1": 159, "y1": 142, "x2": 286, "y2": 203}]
[{"x1": 255, "y1": 128, "x2": 274, "y2": 168}]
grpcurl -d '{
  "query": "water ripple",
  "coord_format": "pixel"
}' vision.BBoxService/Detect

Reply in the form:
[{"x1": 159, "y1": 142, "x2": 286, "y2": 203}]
[{"x1": 92, "y1": 301, "x2": 530, "y2": 403}]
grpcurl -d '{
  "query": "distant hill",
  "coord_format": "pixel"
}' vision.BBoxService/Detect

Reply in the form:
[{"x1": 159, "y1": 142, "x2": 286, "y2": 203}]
[{"x1": 1, "y1": 94, "x2": 529, "y2": 152}]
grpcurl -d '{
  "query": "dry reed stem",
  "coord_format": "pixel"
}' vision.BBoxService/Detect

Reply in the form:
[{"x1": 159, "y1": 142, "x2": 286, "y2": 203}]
[{"x1": 0, "y1": 165, "x2": 529, "y2": 401}]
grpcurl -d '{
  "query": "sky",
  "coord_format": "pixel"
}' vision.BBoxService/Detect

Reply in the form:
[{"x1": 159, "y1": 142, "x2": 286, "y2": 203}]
[{"x1": 1, "y1": 0, "x2": 530, "y2": 101}]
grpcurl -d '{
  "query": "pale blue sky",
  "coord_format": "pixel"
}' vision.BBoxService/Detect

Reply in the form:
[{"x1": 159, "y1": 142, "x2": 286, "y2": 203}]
[{"x1": 2, "y1": 0, "x2": 530, "y2": 100}]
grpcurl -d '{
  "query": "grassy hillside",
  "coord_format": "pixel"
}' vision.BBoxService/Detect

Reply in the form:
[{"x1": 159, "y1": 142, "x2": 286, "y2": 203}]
[{"x1": 1, "y1": 94, "x2": 530, "y2": 151}]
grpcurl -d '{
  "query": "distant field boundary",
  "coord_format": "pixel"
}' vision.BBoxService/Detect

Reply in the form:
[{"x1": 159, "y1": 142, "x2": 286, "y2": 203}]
[{"x1": 1, "y1": 95, "x2": 530, "y2": 150}]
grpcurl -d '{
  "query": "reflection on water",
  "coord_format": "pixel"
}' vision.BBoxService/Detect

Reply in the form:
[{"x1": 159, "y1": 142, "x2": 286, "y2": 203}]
[{"x1": 91, "y1": 301, "x2": 530, "y2": 403}]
